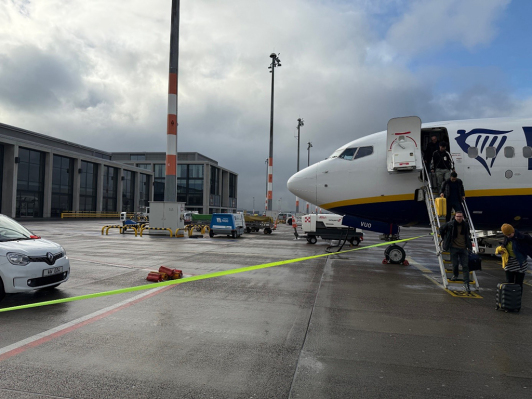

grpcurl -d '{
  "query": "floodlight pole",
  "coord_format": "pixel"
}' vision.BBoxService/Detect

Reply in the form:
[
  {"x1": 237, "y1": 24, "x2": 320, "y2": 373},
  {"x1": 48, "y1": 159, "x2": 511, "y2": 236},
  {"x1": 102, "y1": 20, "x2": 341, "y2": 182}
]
[
  {"x1": 307, "y1": 141, "x2": 312, "y2": 214},
  {"x1": 266, "y1": 53, "x2": 281, "y2": 217},
  {"x1": 295, "y1": 118, "x2": 304, "y2": 214}
]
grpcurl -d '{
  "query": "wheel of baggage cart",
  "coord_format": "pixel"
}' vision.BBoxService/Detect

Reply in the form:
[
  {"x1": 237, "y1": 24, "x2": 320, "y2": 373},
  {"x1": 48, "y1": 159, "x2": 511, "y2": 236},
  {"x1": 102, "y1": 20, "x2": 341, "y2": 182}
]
[
  {"x1": 232, "y1": 231, "x2": 237, "y2": 239},
  {"x1": 209, "y1": 230, "x2": 214, "y2": 238},
  {"x1": 348, "y1": 237, "x2": 360, "y2": 246},
  {"x1": 246, "y1": 227, "x2": 251, "y2": 234},
  {"x1": 264, "y1": 227, "x2": 272, "y2": 234},
  {"x1": 307, "y1": 235, "x2": 317, "y2": 245},
  {"x1": 384, "y1": 244, "x2": 406, "y2": 264}
]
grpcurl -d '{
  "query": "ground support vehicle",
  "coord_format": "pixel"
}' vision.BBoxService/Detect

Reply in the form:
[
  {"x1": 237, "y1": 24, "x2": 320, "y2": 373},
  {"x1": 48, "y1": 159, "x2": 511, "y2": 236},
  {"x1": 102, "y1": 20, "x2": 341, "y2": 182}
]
[
  {"x1": 0, "y1": 214, "x2": 70, "y2": 301},
  {"x1": 244, "y1": 215, "x2": 273, "y2": 234},
  {"x1": 120, "y1": 212, "x2": 146, "y2": 234},
  {"x1": 188, "y1": 214, "x2": 212, "y2": 231},
  {"x1": 209, "y1": 213, "x2": 246, "y2": 238},
  {"x1": 300, "y1": 214, "x2": 363, "y2": 245}
]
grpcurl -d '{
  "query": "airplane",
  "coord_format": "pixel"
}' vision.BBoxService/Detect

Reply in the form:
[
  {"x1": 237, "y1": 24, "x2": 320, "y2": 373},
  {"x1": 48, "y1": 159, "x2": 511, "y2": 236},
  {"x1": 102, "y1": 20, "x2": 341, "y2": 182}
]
[{"x1": 287, "y1": 116, "x2": 532, "y2": 261}]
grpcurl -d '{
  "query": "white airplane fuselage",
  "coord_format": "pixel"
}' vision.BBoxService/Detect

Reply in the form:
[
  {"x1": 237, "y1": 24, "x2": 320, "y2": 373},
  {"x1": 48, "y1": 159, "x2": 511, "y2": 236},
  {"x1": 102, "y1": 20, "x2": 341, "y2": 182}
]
[{"x1": 287, "y1": 117, "x2": 532, "y2": 230}]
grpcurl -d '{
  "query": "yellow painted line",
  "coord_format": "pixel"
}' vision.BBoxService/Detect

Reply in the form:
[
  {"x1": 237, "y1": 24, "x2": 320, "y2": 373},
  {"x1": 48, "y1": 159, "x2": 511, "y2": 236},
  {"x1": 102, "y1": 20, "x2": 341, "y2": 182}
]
[
  {"x1": 0, "y1": 234, "x2": 429, "y2": 313},
  {"x1": 406, "y1": 257, "x2": 432, "y2": 273},
  {"x1": 411, "y1": 258, "x2": 483, "y2": 299},
  {"x1": 445, "y1": 289, "x2": 482, "y2": 298},
  {"x1": 524, "y1": 281, "x2": 532, "y2": 288}
]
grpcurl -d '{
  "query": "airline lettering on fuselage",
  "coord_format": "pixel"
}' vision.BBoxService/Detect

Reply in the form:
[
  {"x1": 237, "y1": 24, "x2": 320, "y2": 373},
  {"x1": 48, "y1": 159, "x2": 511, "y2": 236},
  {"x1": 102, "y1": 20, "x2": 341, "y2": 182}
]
[{"x1": 454, "y1": 128, "x2": 512, "y2": 176}]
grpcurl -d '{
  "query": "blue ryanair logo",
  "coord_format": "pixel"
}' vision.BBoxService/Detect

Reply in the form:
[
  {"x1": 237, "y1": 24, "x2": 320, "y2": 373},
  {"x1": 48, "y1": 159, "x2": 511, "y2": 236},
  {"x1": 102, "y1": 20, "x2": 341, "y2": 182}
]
[{"x1": 455, "y1": 128, "x2": 512, "y2": 176}]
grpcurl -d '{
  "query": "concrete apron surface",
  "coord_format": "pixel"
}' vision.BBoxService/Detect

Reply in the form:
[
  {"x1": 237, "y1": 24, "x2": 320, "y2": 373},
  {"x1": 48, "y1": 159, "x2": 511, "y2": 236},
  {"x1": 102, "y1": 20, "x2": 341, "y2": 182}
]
[{"x1": 0, "y1": 220, "x2": 531, "y2": 399}]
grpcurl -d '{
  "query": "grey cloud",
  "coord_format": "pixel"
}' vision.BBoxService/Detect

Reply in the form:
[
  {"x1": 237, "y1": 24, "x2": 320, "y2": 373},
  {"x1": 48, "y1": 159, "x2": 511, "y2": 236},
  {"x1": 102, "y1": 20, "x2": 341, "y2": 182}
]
[
  {"x1": 0, "y1": 45, "x2": 84, "y2": 109},
  {"x1": 0, "y1": 0, "x2": 526, "y2": 213}
]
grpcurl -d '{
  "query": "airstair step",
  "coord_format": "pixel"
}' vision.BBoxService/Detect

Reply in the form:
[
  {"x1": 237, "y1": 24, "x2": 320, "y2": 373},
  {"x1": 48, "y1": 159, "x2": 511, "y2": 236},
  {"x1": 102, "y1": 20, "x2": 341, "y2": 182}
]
[
  {"x1": 447, "y1": 279, "x2": 476, "y2": 284},
  {"x1": 445, "y1": 269, "x2": 474, "y2": 275}
]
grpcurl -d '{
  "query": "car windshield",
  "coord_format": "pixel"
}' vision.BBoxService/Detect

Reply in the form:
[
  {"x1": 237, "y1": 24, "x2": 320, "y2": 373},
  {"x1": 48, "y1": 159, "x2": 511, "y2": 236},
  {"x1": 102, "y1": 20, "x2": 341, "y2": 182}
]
[{"x1": 0, "y1": 214, "x2": 32, "y2": 241}]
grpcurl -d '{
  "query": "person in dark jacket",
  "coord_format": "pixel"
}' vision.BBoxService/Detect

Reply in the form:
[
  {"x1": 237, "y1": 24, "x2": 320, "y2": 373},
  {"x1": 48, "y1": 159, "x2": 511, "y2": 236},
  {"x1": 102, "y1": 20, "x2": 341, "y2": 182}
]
[
  {"x1": 440, "y1": 211, "x2": 472, "y2": 293},
  {"x1": 440, "y1": 172, "x2": 466, "y2": 222},
  {"x1": 423, "y1": 135, "x2": 440, "y2": 186},
  {"x1": 500, "y1": 224, "x2": 532, "y2": 291},
  {"x1": 431, "y1": 142, "x2": 455, "y2": 189},
  {"x1": 424, "y1": 135, "x2": 440, "y2": 168}
]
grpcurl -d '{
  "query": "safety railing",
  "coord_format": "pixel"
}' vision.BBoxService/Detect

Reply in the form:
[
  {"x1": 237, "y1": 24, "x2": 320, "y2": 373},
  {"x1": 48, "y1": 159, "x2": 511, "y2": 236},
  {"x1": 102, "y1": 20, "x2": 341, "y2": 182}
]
[
  {"x1": 421, "y1": 163, "x2": 448, "y2": 287},
  {"x1": 62, "y1": 212, "x2": 136, "y2": 219}
]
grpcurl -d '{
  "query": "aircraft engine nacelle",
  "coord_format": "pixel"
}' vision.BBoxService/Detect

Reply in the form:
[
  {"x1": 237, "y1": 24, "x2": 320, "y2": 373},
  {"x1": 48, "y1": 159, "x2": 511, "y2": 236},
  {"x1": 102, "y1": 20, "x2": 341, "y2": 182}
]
[{"x1": 386, "y1": 116, "x2": 422, "y2": 173}]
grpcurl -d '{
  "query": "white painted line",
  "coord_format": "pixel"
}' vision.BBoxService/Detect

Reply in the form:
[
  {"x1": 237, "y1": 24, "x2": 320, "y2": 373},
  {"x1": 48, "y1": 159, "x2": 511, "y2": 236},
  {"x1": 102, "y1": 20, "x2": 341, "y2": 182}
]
[{"x1": 0, "y1": 285, "x2": 172, "y2": 361}]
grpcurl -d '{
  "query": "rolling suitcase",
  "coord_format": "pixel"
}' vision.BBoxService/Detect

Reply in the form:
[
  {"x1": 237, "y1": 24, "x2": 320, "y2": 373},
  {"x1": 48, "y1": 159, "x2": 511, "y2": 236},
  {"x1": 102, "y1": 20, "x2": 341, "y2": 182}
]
[
  {"x1": 435, "y1": 197, "x2": 447, "y2": 217},
  {"x1": 496, "y1": 283, "x2": 521, "y2": 312},
  {"x1": 468, "y1": 252, "x2": 482, "y2": 271}
]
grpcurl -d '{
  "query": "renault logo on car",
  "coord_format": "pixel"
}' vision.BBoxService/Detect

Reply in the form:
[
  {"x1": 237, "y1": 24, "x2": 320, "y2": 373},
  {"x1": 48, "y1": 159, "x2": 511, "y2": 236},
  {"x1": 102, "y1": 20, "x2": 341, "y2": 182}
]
[{"x1": 47, "y1": 252, "x2": 54, "y2": 264}]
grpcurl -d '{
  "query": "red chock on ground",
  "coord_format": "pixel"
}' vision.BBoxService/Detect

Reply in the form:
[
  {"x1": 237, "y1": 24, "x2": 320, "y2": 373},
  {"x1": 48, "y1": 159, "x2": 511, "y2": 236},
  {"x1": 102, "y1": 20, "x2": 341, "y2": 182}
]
[
  {"x1": 146, "y1": 272, "x2": 168, "y2": 282},
  {"x1": 158, "y1": 266, "x2": 183, "y2": 280}
]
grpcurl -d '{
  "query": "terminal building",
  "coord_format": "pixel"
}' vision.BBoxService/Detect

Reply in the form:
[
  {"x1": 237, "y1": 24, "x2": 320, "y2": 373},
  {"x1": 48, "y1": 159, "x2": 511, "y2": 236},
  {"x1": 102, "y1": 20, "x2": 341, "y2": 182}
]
[
  {"x1": 0, "y1": 122, "x2": 238, "y2": 218},
  {"x1": 111, "y1": 152, "x2": 238, "y2": 214}
]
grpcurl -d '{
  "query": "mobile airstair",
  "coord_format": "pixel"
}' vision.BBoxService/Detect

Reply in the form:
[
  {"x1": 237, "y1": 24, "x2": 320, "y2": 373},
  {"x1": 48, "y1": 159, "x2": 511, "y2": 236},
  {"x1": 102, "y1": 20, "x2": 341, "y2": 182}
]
[
  {"x1": 421, "y1": 165, "x2": 480, "y2": 291},
  {"x1": 385, "y1": 116, "x2": 480, "y2": 292}
]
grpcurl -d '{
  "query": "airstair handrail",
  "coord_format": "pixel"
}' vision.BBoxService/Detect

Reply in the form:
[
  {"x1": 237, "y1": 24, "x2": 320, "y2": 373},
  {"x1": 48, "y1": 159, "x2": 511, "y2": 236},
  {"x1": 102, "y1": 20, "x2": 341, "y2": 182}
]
[{"x1": 461, "y1": 199, "x2": 479, "y2": 254}]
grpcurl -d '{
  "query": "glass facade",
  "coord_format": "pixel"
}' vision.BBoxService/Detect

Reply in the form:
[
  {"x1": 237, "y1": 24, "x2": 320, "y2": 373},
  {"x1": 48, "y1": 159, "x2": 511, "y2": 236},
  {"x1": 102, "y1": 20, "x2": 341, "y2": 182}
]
[
  {"x1": 130, "y1": 154, "x2": 146, "y2": 161},
  {"x1": 136, "y1": 163, "x2": 152, "y2": 171},
  {"x1": 122, "y1": 170, "x2": 135, "y2": 212},
  {"x1": 210, "y1": 166, "x2": 220, "y2": 207},
  {"x1": 154, "y1": 163, "x2": 165, "y2": 201},
  {"x1": 51, "y1": 155, "x2": 73, "y2": 217},
  {"x1": 103, "y1": 165, "x2": 118, "y2": 212},
  {"x1": 177, "y1": 164, "x2": 204, "y2": 206},
  {"x1": 79, "y1": 161, "x2": 97, "y2": 211},
  {"x1": 16, "y1": 147, "x2": 45, "y2": 217},
  {"x1": 139, "y1": 173, "x2": 150, "y2": 208},
  {"x1": 0, "y1": 145, "x2": 3, "y2": 212},
  {"x1": 229, "y1": 173, "x2": 237, "y2": 209}
]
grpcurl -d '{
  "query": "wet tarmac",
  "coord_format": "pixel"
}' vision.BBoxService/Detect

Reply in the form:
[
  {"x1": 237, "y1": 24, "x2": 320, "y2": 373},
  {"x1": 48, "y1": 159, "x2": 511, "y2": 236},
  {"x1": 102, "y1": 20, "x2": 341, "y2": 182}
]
[{"x1": 1, "y1": 220, "x2": 531, "y2": 398}]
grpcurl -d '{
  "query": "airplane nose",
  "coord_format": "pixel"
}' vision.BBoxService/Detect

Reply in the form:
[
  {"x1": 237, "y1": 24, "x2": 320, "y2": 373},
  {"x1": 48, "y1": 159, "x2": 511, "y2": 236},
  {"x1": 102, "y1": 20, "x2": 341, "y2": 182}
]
[{"x1": 287, "y1": 166, "x2": 317, "y2": 204}]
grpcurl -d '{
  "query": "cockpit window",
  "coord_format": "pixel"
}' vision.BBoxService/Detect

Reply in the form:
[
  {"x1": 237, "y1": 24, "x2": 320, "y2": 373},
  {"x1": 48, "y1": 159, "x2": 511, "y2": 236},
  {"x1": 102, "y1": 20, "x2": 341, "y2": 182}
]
[
  {"x1": 330, "y1": 145, "x2": 374, "y2": 160},
  {"x1": 354, "y1": 146, "x2": 373, "y2": 159},
  {"x1": 329, "y1": 147, "x2": 346, "y2": 159},
  {"x1": 338, "y1": 147, "x2": 357, "y2": 160}
]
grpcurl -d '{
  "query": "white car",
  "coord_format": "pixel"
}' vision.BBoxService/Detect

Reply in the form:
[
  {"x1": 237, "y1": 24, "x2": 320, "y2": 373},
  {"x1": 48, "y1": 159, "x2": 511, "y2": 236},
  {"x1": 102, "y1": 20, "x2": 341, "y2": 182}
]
[{"x1": 0, "y1": 214, "x2": 70, "y2": 301}]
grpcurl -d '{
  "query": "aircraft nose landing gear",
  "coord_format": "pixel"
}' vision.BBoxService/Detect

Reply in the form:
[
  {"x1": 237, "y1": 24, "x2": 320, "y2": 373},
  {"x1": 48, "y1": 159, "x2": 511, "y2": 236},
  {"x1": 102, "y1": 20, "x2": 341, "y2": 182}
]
[{"x1": 383, "y1": 244, "x2": 409, "y2": 265}]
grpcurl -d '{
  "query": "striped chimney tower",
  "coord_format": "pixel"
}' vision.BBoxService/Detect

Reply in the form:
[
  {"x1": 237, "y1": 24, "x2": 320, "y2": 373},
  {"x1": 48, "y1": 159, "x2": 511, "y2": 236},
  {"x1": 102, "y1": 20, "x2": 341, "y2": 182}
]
[{"x1": 165, "y1": 0, "x2": 180, "y2": 202}]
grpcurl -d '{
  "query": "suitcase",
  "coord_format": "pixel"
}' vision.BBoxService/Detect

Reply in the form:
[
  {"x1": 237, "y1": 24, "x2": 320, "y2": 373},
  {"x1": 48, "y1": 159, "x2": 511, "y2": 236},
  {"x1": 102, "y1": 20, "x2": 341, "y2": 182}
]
[
  {"x1": 468, "y1": 253, "x2": 482, "y2": 271},
  {"x1": 435, "y1": 197, "x2": 447, "y2": 217},
  {"x1": 496, "y1": 283, "x2": 521, "y2": 312}
]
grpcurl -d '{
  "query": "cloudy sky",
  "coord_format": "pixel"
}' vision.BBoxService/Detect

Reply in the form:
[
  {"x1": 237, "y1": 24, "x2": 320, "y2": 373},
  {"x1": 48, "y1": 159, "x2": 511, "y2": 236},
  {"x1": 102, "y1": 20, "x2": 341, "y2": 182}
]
[{"x1": 1, "y1": 0, "x2": 531, "y2": 212}]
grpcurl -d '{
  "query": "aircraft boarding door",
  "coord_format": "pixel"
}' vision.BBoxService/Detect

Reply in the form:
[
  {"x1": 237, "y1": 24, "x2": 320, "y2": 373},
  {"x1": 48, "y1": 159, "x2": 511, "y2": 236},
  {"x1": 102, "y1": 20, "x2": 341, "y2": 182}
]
[{"x1": 386, "y1": 117, "x2": 422, "y2": 173}]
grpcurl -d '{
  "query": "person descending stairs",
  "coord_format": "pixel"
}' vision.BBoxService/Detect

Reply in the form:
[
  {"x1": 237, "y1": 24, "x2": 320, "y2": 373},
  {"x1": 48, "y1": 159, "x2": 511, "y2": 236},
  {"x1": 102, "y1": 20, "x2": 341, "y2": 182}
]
[{"x1": 421, "y1": 165, "x2": 480, "y2": 293}]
